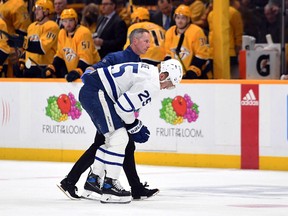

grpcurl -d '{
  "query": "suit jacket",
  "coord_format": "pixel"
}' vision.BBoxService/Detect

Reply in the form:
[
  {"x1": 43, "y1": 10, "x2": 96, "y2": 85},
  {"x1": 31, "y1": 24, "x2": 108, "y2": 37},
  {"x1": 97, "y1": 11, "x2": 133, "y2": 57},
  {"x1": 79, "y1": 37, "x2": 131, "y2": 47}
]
[
  {"x1": 150, "y1": 7, "x2": 176, "y2": 29},
  {"x1": 96, "y1": 13, "x2": 127, "y2": 58}
]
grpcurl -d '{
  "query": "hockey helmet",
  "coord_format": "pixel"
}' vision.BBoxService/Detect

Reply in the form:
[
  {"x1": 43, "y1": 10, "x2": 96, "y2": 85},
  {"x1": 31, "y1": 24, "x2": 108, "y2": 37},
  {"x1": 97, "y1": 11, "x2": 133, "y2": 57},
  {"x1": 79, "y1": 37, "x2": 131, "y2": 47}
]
[
  {"x1": 131, "y1": 7, "x2": 150, "y2": 23},
  {"x1": 174, "y1": 4, "x2": 191, "y2": 18},
  {"x1": 60, "y1": 8, "x2": 78, "y2": 21},
  {"x1": 160, "y1": 59, "x2": 183, "y2": 86},
  {"x1": 34, "y1": 0, "x2": 54, "y2": 14}
]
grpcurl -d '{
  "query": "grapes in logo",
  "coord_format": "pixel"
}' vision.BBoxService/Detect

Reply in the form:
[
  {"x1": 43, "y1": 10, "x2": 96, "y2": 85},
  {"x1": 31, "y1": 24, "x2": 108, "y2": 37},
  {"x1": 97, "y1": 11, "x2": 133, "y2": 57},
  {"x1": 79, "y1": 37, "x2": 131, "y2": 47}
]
[
  {"x1": 45, "y1": 92, "x2": 82, "y2": 122},
  {"x1": 160, "y1": 94, "x2": 199, "y2": 125}
]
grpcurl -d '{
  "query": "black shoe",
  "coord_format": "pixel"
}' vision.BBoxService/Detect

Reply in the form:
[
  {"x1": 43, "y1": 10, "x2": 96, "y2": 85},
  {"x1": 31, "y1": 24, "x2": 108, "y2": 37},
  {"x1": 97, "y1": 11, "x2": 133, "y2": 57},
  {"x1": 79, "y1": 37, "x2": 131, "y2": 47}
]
[
  {"x1": 57, "y1": 178, "x2": 81, "y2": 199},
  {"x1": 132, "y1": 182, "x2": 159, "y2": 200},
  {"x1": 84, "y1": 173, "x2": 102, "y2": 195}
]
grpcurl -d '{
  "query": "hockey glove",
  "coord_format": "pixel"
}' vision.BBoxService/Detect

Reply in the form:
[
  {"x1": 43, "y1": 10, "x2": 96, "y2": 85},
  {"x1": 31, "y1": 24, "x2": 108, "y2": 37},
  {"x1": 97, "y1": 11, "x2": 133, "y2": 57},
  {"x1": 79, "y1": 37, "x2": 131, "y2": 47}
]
[
  {"x1": 7, "y1": 35, "x2": 25, "y2": 48},
  {"x1": 126, "y1": 119, "x2": 150, "y2": 143},
  {"x1": 66, "y1": 70, "x2": 81, "y2": 82},
  {"x1": 42, "y1": 64, "x2": 55, "y2": 78},
  {"x1": 184, "y1": 70, "x2": 198, "y2": 79}
]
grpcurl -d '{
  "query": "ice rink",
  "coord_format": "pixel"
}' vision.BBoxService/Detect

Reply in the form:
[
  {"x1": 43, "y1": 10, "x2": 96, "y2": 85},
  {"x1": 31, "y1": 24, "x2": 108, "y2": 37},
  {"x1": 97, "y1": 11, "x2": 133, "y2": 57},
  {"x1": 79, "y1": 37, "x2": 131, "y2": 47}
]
[{"x1": 1, "y1": 160, "x2": 288, "y2": 216}]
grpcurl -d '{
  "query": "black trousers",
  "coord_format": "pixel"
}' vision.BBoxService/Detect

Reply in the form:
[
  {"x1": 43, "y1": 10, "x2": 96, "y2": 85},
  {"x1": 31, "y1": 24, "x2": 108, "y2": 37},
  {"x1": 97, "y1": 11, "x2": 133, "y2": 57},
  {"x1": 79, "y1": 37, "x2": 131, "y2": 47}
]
[{"x1": 66, "y1": 131, "x2": 141, "y2": 188}]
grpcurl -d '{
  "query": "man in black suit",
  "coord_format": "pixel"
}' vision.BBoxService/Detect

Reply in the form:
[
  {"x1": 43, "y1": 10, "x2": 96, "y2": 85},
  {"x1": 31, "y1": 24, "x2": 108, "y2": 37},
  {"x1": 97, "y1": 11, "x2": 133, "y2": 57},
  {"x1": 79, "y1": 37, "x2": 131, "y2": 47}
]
[
  {"x1": 150, "y1": 0, "x2": 176, "y2": 30},
  {"x1": 93, "y1": 0, "x2": 127, "y2": 58}
]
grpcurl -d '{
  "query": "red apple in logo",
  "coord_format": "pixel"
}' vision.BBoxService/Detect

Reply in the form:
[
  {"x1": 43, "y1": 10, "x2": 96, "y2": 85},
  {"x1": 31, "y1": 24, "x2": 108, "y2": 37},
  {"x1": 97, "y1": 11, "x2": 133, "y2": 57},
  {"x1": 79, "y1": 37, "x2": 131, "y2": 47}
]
[
  {"x1": 57, "y1": 94, "x2": 71, "y2": 114},
  {"x1": 172, "y1": 96, "x2": 187, "y2": 116}
]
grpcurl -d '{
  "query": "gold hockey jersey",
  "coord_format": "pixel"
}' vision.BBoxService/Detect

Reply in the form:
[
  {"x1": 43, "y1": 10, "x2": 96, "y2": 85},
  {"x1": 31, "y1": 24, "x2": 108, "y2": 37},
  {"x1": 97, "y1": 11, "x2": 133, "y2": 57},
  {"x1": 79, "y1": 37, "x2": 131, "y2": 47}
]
[
  {"x1": 0, "y1": 0, "x2": 31, "y2": 34},
  {"x1": 164, "y1": 24, "x2": 209, "y2": 76},
  {"x1": 0, "y1": 18, "x2": 10, "y2": 64},
  {"x1": 124, "y1": 21, "x2": 166, "y2": 64},
  {"x1": 56, "y1": 25, "x2": 100, "y2": 73},
  {"x1": 26, "y1": 20, "x2": 59, "y2": 66}
]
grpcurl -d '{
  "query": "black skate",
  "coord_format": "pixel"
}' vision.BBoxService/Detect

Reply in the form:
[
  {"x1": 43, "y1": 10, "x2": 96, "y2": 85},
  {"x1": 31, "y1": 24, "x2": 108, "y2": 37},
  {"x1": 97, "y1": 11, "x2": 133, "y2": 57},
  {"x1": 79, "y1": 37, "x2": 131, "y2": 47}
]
[
  {"x1": 132, "y1": 182, "x2": 159, "y2": 200},
  {"x1": 82, "y1": 172, "x2": 102, "y2": 199},
  {"x1": 100, "y1": 177, "x2": 131, "y2": 204},
  {"x1": 57, "y1": 178, "x2": 81, "y2": 200}
]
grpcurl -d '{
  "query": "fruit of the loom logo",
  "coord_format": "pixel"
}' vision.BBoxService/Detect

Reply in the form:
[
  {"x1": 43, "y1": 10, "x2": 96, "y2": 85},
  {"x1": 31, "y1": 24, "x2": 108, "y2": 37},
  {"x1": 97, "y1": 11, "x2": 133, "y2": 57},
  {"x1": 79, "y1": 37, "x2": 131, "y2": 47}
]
[
  {"x1": 160, "y1": 94, "x2": 199, "y2": 125},
  {"x1": 45, "y1": 92, "x2": 82, "y2": 122}
]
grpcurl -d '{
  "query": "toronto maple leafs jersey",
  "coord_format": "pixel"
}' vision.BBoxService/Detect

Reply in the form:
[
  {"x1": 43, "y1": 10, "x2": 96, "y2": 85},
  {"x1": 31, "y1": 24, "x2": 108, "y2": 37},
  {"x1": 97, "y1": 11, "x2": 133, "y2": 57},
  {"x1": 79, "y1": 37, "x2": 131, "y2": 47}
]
[{"x1": 88, "y1": 62, "x2": 160, "y2": 124}]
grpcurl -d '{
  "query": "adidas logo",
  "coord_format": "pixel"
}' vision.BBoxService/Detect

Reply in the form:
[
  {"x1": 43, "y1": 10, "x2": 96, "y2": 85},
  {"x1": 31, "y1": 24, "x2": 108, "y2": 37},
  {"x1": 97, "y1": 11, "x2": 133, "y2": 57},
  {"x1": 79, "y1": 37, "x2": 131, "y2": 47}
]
[{"x1": 241, "y1": 89, "x2": 259, "y2": 106}]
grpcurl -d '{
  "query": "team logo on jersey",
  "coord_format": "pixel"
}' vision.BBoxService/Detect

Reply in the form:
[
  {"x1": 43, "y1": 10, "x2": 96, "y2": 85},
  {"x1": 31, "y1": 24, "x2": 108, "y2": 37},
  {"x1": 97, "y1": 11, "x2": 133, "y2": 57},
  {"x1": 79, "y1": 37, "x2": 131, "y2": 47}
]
[
  {"x1": 171, "y1": 47, "x2": 190, "y2": 60},
  {"x1": 29, "y1": 34, "x2": 40, "y2": 42},
  {"x1": 63, "y1": 48, "x2": 77, "y2": 62}
]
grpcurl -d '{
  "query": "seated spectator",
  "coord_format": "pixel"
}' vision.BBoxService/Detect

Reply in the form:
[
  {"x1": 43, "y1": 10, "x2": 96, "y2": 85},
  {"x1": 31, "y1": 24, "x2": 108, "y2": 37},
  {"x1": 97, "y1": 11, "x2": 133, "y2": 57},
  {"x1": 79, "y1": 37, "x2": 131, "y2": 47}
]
[{"x1": 150, "y1": 0, "x2": 176, "y2": 30}]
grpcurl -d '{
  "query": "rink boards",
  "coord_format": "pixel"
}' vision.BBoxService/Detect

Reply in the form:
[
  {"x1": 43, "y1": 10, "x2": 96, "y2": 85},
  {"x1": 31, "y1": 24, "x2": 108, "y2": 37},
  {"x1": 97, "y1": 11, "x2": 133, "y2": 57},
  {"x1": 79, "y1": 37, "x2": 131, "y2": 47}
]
[{"x1": 0, "y1": 79, "x2": 288, "y2": 171}]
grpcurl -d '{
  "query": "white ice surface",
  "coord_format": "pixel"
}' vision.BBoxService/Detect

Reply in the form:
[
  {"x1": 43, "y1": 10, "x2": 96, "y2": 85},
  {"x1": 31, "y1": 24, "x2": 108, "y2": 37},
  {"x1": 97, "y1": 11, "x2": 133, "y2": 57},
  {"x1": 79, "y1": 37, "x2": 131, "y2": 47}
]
[{"x1": 1, "y1": 160, "x2": 288, "y2": 216}]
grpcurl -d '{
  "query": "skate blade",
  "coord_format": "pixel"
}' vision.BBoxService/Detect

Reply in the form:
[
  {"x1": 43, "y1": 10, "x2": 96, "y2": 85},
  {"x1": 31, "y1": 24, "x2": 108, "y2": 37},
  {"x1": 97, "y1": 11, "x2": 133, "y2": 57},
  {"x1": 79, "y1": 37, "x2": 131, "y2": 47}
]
[
  {"x1": 56, "y1": 184, "x2": 81, "y2": 200},
  {"x1": 81, "y1": 190, "x2": 101, "y2": 201},
  {"x1": 100, "y1": 194, "x2": 132, "y2": 204}
]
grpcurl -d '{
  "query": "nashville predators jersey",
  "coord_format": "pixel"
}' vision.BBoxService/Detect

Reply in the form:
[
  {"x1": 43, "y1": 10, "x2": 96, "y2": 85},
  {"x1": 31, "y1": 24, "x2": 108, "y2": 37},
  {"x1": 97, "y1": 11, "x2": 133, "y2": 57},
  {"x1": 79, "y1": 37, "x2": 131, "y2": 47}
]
[
  {"x1": 26, "y1": 20, "x2": 59, "y2": 66},
  {"x1": 0, "y1": 0, "x2": 31, "y2": 35},
  {"x1": 56, "y1": 25, "x2": 99, "y2": 72},
  {"x1": 165, "y1": 24, "x2": 209, "y2": 76},
  {"x1": 124, "y1": 21, "x2": 166, "y2": 65},
  {"x1": 0, "y1": 18, "x2": 10, "y2": 65}
]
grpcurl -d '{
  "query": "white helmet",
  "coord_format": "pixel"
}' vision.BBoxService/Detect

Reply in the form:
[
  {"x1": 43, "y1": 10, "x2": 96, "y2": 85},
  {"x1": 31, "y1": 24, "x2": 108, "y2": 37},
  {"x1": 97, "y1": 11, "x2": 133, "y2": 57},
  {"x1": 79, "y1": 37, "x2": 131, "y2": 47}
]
[{"x1": 160, "y1": 59, "x2": 183, "y2": 85}]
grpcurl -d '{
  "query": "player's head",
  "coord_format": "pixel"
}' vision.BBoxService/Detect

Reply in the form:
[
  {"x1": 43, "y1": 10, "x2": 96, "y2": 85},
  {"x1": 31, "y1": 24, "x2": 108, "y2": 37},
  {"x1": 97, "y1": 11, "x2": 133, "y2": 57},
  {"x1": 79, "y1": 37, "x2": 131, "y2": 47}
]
[
  {"x1": 61, "y1": 8, "x2": 78, "y2": 32},
  {"x1": 174, "y1": 4, "x2": 191, "y2": 29},
  {"x1": 131, "y1": 7, "x2": 150, "y2": 24},
  {"x1": 34, "y1": 0, "x2": 54, "y2": 22},
  {"x1": 159, "y1": 59, "x2": 183, "y2": 89}
]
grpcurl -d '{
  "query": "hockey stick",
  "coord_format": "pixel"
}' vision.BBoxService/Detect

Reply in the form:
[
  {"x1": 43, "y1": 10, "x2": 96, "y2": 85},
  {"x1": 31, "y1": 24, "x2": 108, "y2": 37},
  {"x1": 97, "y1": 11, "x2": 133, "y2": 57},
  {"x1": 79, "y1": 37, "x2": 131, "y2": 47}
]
[{"x1": 25, "y1": 57, "x2": 47, "y2": 77}]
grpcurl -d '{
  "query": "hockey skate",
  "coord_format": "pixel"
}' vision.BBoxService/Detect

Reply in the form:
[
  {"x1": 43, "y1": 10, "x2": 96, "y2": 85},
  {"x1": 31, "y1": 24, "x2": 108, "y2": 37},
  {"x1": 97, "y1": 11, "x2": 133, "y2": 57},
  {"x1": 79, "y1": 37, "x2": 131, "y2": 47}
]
[
  {"x1": 81, "y1": 172, "x2": 102, "y2": 200},
  {"x1": 132, "y1": 182, "x2": 159, "y2": 200},
  {"x1": 57, "y1": 178, "x2": 81, "y2": 200},
  {"x1": 100, "y1": 177, "x2": 132, "y2": 204}
]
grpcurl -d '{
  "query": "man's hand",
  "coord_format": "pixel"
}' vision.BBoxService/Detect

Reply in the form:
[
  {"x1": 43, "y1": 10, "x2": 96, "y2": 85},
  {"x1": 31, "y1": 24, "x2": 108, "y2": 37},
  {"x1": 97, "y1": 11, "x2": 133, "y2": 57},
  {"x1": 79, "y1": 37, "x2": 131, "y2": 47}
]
[{"x1": 42, "y1": 64, "x2": 55, "y2": 78}]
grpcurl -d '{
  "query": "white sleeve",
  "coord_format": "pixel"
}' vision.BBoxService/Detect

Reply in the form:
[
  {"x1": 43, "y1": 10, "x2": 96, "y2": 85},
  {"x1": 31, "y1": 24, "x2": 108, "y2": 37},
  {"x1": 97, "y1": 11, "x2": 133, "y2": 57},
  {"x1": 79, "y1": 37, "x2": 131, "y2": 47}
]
[{"x1": 114, "y1": 81, "x2": 157, "y2": 124}]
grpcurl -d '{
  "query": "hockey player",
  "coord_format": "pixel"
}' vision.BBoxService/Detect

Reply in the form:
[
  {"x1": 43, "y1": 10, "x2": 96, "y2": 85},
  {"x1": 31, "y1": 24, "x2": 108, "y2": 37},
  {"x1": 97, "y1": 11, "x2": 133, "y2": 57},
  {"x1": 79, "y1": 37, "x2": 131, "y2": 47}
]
[
  {"x1": 123, "y1": 7, "x2": 166, "y2": 66},
  {"x1": 43, "y1": 8, "x2": 100, "y2": 81},
  {"x1": 0, "y1": 0, "x2": 31, "y2": 77},
  {"x1": 0, "y1": 17, "x2": 10, "y2": 77},
  {"x1": 11, "y1": 0, "x2": 59, "y2": 78},
  {"x1": 79, "y1": 59, "x2": 183, "y2": 203},
  {"x1": 164, "y1": 4, "x2": 209, "y2": 79},
  {"x1": 58, "y1": 28, "x2": 159, "y2": 201}
]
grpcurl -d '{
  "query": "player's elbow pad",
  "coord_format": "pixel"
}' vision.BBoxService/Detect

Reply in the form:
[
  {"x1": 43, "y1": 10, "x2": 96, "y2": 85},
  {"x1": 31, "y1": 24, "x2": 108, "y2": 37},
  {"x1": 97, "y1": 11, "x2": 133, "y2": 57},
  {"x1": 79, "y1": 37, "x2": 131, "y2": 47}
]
[{"x1": 26, "y1": 41, "x2": 45, "y2": 54}]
